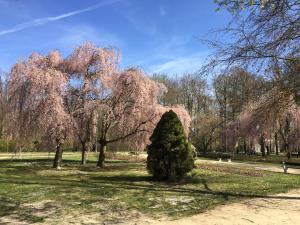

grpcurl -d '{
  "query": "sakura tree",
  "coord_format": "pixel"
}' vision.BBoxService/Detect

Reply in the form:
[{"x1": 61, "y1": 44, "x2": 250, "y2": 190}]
[
  {"x1": 8, "y1": 51, "x2": 71, "y2": 168},
  {"x1": 122, "y1": 104, "x2": 192, "y2": 153},
  {"x1": 63, "y1": 42, "x2": 119, "y2": 164},
  {"x1": 7, "y1": 42, "x2": 192, "y2": 169},
  {"x1": 276, "y1": 105, "x2": 300, "y2": 158},
  {"x1": 236, "y1": 88, "x2": 300, "y2": 157},
  {"x1": 93, "y1": 67, "x2": 191, "y2": 167}
]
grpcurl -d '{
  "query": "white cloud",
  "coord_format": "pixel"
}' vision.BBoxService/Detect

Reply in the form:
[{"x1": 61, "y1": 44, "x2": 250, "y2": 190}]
[
  {"x1": 152, "y1": 35, "x2": 192, "y2": 60},
  {"x1": 149, "y1": 52, "x2": 208, "y2": 75},
  {"x1": 0, "y1": 0, "x2": 122, "y2": 36},
  {"x1": 57, "y1": 25, "x2": 123, "y2": 50}
]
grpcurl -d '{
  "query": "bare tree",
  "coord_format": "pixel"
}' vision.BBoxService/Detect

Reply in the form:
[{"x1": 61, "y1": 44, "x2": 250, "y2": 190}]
[{"x1": 203, "y1": 0, "x2": 300, "y2": 108}]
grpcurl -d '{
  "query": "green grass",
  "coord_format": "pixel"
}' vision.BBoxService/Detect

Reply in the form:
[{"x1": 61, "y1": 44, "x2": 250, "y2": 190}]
[{"x1": 0, "y1": 153, "x2": 300, "y2": 224}]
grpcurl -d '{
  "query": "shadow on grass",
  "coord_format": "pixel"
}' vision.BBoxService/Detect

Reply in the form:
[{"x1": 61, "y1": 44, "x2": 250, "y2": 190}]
[
  {"x1": 1, "y1": 170, "x2": 300, "y2": 202},
  {"x1": 0, "y1": 197, "x2": 58, "y2": 224},
  {"x1": 1, "y1": 158, "x2": 300, "y2": 221},
  {"x1": 0, "y1": 160, "x2": 144, "y2": 175}
]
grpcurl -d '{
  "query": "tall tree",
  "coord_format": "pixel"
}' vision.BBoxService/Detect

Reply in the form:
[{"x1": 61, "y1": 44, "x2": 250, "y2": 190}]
[
  {"x1": 63, "y1": 42, "x2": 119, "y2": 165},
  {"x1": 190, "y1": 112, "x2": 221, "y2": 154},
  {"x1": 209, "y1": 0, "x2": 300, "y2": 71},
  {"x1": 8, "y1": 43, "x2": 192, "y2": 169},
  {"x1": 94, "y1": 68, "x2": 191, "y2": 167},
  {"x1": 236, "y1": 88, "x2": 300, "y2": 157},
  {"x1": 203, "y1": 0, "x2": 300, "y2": 115},
  {"x1": 8, "y1": 51, "x2": 71, "y2": 168},
  {"x1": 213, "y1": 68, "x2": 268, "y2": 151}
]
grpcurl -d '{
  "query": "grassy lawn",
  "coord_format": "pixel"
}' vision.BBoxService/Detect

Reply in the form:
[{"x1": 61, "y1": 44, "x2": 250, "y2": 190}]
[{"x1": 0, "y1": 153, "x2": 300, "y2": 224}]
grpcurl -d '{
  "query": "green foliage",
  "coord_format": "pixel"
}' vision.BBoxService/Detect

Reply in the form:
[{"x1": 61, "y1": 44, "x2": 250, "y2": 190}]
[
  {"x1": 147, "y1": 110, "x2": 195, "y2": 181},
  {"x1": 0, "y1": 139, "x2": 16, "y2": 152}
]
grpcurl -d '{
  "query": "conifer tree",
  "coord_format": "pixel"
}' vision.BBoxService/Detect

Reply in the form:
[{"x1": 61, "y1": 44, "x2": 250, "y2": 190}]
[{"x1": 147, "y1": 110, "x2": 194, "y2": 181}]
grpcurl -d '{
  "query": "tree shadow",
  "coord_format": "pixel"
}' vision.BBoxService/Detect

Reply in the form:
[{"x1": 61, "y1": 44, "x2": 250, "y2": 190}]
[
  {"x1": 0, "y1": 198, "x2": 58, "y2": 224},
  {"x1": 1, "y1": 159, "x2": 300, "y2": 214},
  {"x1": 1, "y1": 171, "x2": 300, "y2": 202}
]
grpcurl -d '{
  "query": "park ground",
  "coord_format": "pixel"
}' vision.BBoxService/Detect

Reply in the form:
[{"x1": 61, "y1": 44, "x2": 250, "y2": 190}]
[{"x1": 0, "y1": 152, "x2": 300, "y2": 224}]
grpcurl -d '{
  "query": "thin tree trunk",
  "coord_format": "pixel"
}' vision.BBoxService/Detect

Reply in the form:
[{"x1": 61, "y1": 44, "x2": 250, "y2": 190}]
[
  {"x1": 266, "y1": 145, "x2": 270, "y2": 156},
  {"x1": 286, "y1": 143, "x2": 291, "y2": 159},
  {"x1": 261, "y1": 142, "x2": 266, "y2": 157},
  {"x1": 97, "y1": 143, "x2": 107, "y2": 168},
  {"x1": 275, "y1": 132, "x2": 279, "y2": 156},
  {"x1": 260, "y1": 134, "x2": 266, "y2": 157},
  {"x1": 81, "y1": 143, "x2": 87, "y2": 165},
  {"x1": 53, "y1": 140, "x2": 63, "y2": 169},
  {"x1": 202, "y1": 139, "x2": 208, "y2": 156}
]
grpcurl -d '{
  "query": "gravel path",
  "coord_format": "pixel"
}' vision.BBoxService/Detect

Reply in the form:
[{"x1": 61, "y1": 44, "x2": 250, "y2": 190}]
[{"x1": 196, "y1": 159, "x2": 300, "y2": 174}]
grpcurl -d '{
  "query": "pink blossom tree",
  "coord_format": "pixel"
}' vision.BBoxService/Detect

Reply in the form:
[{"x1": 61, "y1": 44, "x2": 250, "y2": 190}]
[
  {"x1": 236, "y1": 88, "x2": 300, "y2": 157},
  {"x1": 63, "y1": 42, "x2": 119, "y2": 164},
  {"x1": 62, "y1": 43, "x2": 191, "y2": 167},
  {"x1": 8, "y1": 51, "x2": 71, "y2": 168},
  {"x1": 121, "y1": 104, "x2": 191, "y2": 153},
  {"x1": 8, "y1": 42, "x2": 192, "y2": 169},
  {"x1": 93, "y1": 67, "x2": 191, "y2": 167}
]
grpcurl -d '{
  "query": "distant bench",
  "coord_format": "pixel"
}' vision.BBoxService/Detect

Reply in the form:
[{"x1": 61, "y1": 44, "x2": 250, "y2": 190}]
[
  {"x1": 291, "y1": 152, "x2": 300, "y2": 158},
  {"x1": 282, "y1": 161, "x2": 300, "y2": 173},
  {"x1": 218, "y1": 154, "x2": 232, "y2": 163}
]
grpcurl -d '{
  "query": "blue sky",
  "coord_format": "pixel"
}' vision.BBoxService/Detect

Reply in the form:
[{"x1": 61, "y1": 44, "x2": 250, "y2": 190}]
[{"x1": 0, "y1": 0, "x2": 231, "y2": 75}]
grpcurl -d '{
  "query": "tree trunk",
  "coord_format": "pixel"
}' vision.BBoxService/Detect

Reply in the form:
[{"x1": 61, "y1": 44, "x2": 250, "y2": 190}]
[
  {"x1": 243, "y1": 139, "x2": 247, "y2": 155},
  {"x1": 53, "y1": 140, "x2": 63, "y2": 169},
  {"x1": 81, "y1": 143, "x2": 87, "y2": 165},
  {"x1": 260, "y1": 134, "x2": 266, "y2": 157},
  {"x1": 203, "y1": 146, "x2": 207, "y2": 156},
  {"x1": 203, "y1": 139, "x2": 208, "y2": 156},
  {"x1": 97, "y1": 143, "x2": 107, "y2": 168},
  {"x1": 275, "y1": 132, "x2": 279, "y2": 156},
  {"x1": 266, "y1": 145, "x2": 270, "y2": 156},
  {"x1": 286, "y1": 143, "x2": 291, "y2": 159},
  {"x1": 261, "y1": 143, "x2": 266, "y2": 157}
]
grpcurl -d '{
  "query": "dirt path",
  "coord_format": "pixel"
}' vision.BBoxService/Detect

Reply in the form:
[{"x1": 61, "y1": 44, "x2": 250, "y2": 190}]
[
  {"x1": 128, "y1": 189, "x2": 300, "y2": 225},
  {"x1": 196, "y1": 159, "x2": 300, "y2": 174}
]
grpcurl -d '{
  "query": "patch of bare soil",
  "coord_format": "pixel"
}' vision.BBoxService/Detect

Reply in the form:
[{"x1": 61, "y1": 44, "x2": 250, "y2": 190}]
[
  {"x1": 125, "y1": 189, "x2": 300, "y2": 225},
  {"x1": 0, "y1": 200, "x2": 142, "y2": 225},
  {"x1": 2, "y1": 189, "x2": 300, "y2": 225}
]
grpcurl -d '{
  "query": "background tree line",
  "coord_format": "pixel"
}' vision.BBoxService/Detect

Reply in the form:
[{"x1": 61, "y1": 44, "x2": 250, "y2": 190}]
[{"x1": 0, "y1": 59, "x2": 298, "y2": 159}]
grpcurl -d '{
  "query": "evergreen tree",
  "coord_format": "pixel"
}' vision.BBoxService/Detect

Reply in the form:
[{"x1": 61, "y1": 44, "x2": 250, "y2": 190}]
[{"x1": 147, "y1": 110, "x2": 194, "y2": 181}]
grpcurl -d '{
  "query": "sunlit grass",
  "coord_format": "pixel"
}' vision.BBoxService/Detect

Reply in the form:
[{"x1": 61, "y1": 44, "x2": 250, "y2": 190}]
[{"x1": 0, "y1": 153, "x2": 300, "y2": 224}]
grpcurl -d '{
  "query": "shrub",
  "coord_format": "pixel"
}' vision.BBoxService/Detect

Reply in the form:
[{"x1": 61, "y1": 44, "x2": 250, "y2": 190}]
[
  {"x1": 0, "y1": 139, "x2": 17, "y2": 152},
  {"x1": 146, "y1": 110, "x2": 195, "y2": 181}
]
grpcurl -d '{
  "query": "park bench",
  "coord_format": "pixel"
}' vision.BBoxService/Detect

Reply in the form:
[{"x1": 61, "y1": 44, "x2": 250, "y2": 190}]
[
  {"x1": 291, "y1": 152, "x2": 300, "y2": 158},
  {"x1": 129, "y1": 151, "x2": 139, "y2": 155},
  {"x1": 282, "y1": 161, "x2": 300, "y2": 173},
  {"x1": 218, "y1": 154, "x2": 232, "y2": 163}
]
